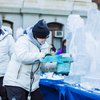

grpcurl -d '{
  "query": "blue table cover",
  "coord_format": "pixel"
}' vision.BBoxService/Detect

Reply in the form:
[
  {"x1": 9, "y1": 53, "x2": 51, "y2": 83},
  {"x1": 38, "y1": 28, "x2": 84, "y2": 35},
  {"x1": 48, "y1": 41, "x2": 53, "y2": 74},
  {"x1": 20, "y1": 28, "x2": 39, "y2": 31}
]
[{"x1": 39, "y1": 79, "x2": 100, "y2": 100}]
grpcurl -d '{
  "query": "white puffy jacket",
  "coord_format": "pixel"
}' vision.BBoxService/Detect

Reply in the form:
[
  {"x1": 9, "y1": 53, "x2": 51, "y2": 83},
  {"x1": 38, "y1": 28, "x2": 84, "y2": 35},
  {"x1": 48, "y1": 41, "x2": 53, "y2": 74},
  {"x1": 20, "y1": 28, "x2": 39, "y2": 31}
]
[
  {"x1": 0, "y1": 26, "x2": 15, "y2": 77},
  {"x1": 4, "y1": 35, "x2": 49, "y2": 92}
]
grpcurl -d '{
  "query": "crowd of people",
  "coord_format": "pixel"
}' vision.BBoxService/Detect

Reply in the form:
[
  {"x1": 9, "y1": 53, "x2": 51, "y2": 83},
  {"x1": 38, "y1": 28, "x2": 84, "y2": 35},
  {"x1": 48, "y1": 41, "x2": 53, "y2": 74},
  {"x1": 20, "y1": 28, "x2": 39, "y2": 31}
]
[{"x1": 0, "y1": 19, "x2": 67, "y2": 100}]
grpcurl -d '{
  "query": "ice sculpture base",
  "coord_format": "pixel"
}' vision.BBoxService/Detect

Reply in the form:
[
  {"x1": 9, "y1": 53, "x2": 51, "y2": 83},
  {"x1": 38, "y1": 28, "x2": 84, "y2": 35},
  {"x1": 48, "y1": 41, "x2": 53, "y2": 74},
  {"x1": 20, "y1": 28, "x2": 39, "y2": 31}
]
[
  {"x1": 64, "y1": 75, "x2": 83, "y2": 84},
  {"x1": 81, "y1": 76, "x2": 100, "y2": 89}
]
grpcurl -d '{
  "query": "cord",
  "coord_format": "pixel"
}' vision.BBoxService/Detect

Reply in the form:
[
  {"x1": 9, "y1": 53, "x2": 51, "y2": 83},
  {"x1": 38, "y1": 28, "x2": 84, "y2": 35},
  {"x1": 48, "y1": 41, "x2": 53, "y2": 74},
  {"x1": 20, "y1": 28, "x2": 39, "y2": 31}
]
[{"x1": 28, "y1": 60, "x2": 40, "y2": 100}]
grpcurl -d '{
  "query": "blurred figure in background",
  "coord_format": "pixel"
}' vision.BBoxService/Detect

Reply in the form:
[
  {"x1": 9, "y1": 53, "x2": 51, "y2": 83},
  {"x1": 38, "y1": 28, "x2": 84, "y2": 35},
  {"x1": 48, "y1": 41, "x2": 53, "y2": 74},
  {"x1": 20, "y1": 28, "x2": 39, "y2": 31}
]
[
  {"x1": 3, "y1": 19, "x2": 50, "y2": 100},
  {"x1": 56, "y1": 39, "x2": 66, "y2": 54},
  {"x1": 0, "y1": 21, "x2": 15, "y2": 100},
  {"x1": 50, "y1": 44, "x2": 56, "y2": 55}
]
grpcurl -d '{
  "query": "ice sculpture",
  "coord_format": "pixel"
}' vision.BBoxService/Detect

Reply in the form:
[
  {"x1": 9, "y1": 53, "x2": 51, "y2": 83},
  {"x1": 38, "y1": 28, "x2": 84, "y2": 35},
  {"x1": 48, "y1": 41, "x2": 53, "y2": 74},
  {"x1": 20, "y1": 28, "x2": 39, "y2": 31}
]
[
  {"x1": 64, "y1": 14, "x2": 91, "y2": 84},
  {"x1": 80, "y1": 10, "x2": 100, "y2": 89},
  {"x1": 66, "y1": 14, "x2": 84, "y2": 53},
  {"x1": 64, "y1": 10, "x2": 100, "y2": 89}
]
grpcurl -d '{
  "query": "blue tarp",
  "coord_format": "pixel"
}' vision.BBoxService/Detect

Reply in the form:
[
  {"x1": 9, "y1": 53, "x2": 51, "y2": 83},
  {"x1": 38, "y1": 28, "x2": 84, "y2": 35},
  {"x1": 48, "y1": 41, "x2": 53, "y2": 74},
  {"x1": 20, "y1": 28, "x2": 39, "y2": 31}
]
[{"x1": 40, "y1": 79, "x2": 100, "y2": 100}]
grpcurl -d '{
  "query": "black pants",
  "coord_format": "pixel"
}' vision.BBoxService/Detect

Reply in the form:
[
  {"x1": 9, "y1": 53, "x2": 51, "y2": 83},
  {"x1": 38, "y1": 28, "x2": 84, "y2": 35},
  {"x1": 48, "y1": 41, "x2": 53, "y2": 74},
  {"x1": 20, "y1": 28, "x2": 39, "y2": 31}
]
[
  {"x1": 0, "y1": 77, "x2": 8, "y2": 100},
  {"x1": 5, "y1": 86, "x2": 43, "y2": 100}
]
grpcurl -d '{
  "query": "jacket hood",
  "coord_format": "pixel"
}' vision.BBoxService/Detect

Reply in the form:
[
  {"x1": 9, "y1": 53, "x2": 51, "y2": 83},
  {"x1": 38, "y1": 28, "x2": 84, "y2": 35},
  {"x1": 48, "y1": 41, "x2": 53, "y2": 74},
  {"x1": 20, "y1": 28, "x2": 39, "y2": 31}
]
[
  {"x1": 25, "y1": 26, "x2": 41, "y2": 50},
  {"x1": 0, "y1": 26, "x2": 12, "y2": 41}
]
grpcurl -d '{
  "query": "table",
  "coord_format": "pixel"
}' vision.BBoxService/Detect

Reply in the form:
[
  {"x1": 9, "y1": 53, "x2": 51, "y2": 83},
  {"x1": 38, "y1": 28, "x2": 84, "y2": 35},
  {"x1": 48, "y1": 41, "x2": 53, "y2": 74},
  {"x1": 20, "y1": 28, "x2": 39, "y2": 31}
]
[{"x1": 39, "y1": 79, "x2": 100, "y2": 100}]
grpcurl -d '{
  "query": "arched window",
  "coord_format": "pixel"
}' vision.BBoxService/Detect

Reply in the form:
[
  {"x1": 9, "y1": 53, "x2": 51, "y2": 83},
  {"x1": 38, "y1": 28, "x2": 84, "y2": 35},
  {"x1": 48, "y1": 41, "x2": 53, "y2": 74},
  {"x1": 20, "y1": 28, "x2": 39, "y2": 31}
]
[
  {"x1": 3, "y1": 20, "x2": 13, "y2": 29},
  {"x1": 92, "y1": 0, "x2": 100, "y2": 9},
  {"x1": 47, "y1": 22, "x2": 63, "y2": 50}
]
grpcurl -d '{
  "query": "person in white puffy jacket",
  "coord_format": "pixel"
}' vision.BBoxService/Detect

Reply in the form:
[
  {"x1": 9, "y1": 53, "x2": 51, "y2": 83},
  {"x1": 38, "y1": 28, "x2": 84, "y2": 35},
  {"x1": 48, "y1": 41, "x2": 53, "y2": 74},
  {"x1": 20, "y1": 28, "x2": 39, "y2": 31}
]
[
  {"x1": 3, "y1": 20, "x2": 50, "y2": 100},
  {"x1": 0, "y1": 23, "x2": 15, "y2": 100}
]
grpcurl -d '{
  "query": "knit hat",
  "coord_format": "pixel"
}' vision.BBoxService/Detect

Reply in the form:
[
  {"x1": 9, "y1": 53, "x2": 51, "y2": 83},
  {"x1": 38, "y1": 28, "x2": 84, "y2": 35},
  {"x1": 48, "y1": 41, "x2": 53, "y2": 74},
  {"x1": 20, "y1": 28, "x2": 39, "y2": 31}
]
[{"x1": 32, "y1": 20, "x2": 49, "y2": 39}]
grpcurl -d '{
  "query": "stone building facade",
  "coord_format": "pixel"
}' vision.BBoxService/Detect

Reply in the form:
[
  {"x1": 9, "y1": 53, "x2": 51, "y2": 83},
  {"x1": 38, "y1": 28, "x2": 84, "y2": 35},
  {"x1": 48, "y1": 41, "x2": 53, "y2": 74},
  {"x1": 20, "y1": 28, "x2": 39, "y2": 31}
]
[{"x1": 0, "y1": 0, "x2": 97, "y2": 49}]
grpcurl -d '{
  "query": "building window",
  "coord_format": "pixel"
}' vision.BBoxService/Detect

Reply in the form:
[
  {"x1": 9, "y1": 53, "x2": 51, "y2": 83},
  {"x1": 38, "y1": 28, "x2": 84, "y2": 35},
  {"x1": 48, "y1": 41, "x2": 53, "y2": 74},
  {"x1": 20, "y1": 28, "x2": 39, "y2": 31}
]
[
  {"x1": 47, "y1": 22, "x2": 63, "y2": 50},
  {"x1": 92, "y1": 0, "x2": 100, "y2": 9},
  {"x1": 3, "y1": 20, "x2": 13, "y2": 28}
]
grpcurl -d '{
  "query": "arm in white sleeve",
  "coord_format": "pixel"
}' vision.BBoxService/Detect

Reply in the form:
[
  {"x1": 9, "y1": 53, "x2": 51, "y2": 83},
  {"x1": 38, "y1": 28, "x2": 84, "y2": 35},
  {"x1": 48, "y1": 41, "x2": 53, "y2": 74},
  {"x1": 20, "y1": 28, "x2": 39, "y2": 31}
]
[{"x1": 15, "y1": 37, "x2": 45, "y2": 64}]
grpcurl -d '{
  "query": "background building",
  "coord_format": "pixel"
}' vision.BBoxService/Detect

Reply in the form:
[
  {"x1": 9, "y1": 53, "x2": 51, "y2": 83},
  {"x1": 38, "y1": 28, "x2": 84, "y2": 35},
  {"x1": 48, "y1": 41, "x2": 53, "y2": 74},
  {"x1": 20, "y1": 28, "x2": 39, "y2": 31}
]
[
  {"x1": 0, "y1": 0, "x2": 97, "y2": 49},
  {"x1": 92, "y1": 0, "x2": 100, "y2": 9}
]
